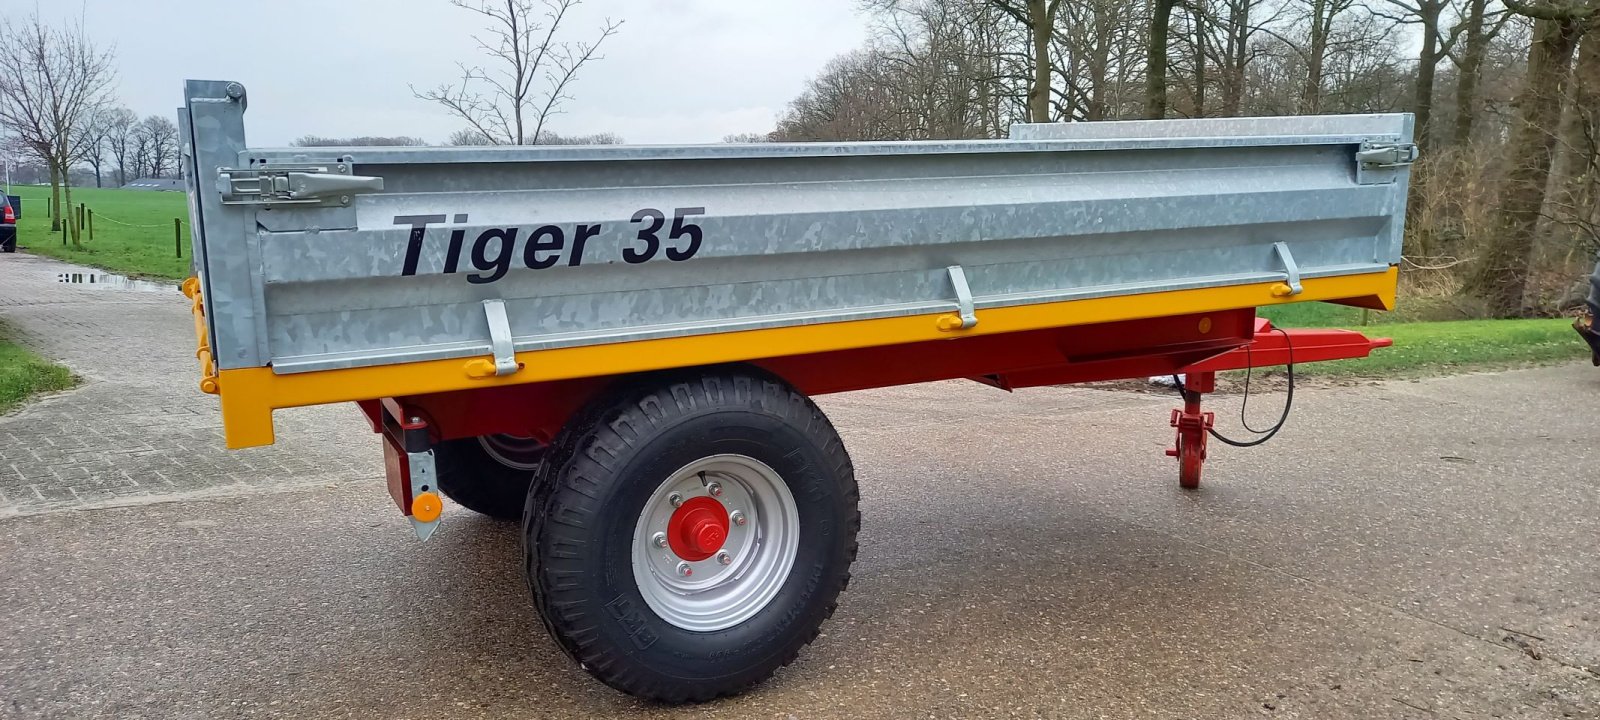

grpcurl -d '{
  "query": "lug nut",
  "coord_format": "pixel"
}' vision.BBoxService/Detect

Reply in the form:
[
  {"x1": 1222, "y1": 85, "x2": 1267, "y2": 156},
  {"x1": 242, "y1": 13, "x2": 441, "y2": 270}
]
[
  {"x1": 716, "y1": 551, "x2": 731, "y2": 566},
  {"x1": 730, "y1": 511, "x2": 747, "y2": 527},
  {"x1": 668, "y1": 492, "x2": 684, "y2": 508},
  {"x1": 706, "y1": 481, "x2": 723, "y2": 497},
  {"x1": 676, "y1": 561, "x2": 693, "y2": 577},
  {"x1": 651, "y1": 532, "x2": 667, "y2": 548}
]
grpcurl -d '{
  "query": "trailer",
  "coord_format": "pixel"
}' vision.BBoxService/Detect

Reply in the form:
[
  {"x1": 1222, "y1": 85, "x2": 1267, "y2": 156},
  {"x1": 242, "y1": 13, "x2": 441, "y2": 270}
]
[{"x1": 177, "y1": 79, "x2": 1411, "y2": 702}]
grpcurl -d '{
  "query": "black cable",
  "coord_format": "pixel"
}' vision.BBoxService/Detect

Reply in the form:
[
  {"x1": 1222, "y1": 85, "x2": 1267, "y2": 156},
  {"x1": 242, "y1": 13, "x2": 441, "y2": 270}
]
[{"x1": 1172, "y1": 327, "x2": 1296, "y2": 448}]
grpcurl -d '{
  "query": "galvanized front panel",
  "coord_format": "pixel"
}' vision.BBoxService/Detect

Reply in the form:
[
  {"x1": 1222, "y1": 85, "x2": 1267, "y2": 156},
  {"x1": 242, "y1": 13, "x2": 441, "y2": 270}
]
[{"x1": 182, "y1": 82, "x2": 1411, "y2": 374}]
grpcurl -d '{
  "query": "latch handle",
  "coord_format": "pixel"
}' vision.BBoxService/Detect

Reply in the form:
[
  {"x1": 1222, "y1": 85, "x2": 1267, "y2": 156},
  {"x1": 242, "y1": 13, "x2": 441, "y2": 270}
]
[
  {"x1": 283, "y1": 171, "x2": 383, "y2": 200},
  {"x1": 1356, "y1": 143, "x2": 1419, "y2": 168},
  {"x1": 465, "y1": 299, "x2": 522, "y2": 379},
  {"x1": 937, "y1": 265, "x2": 979, "y2": 331},
  {"x1": 216, "y1": 162, "x2": 384, "y2": 206},
  {"x1": 1271, "y1": 242, "x2": 1303, "y2": 297}
]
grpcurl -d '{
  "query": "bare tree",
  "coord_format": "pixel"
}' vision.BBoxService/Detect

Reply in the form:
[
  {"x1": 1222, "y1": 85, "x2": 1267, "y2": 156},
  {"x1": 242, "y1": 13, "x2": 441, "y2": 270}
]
[
  {"x1": 1466, "y1": 0, "x2": 1598, "y2": 315},
  {"x1": 129, "y1": 126, "x2": 149, "y2": 182},
  {"x1": 1449, "y1": 0, "x2": 1515, "y2": 144},
  {"x1": 414, "y1": 0, "x2": 621, "y2": 145},
  {"x1": 447, "y1": 126, "x2": 620, "y2": 145},
  {"x1": 987, "y1": 1, "x2": 1061, "y2": 122},
  {"x1": 1552, "y1": 33, "x2": 1600, "y2": 252},
  {"x1": 1148, "y1": 0, "x2": 1181, "y2": 117},
  {"x1": 1209, "y1": 0, "x2": 1283, "y2": 115},
  {"x1": 1303, "y1": 0, "x2": 1366, "y2": 113},
  {"x1": 1054, "y1": 0, "x2": 1146, "y2": 120},
  {"x1": 101, "y1": 106, "x2": 137, "y2": 187},
  {"x1": 78, "y1": 107, "x2": 112, "y2": 187},
  {"x1": 1378, "y1": 0, "x2": 1474, "y2": 151},
  {"x1": 536, "y1": 130, "x2": 621, "y2": 144},
  {"x1": 0, "y1": 13, "x2": 115, "y2": 244},
  {"x1": 292, "y1": 135, "x2": 426, "y2": 147},
  {"x1": 447, "y1": 128, "x2": 495, "y2": 146},
  {"x1": 137, "y1": 116, "x2": 179, "y2": 178}
]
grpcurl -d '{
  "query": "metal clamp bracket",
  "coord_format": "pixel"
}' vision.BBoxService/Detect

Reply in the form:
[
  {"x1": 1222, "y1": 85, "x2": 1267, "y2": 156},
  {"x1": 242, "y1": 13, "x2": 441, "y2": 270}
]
[
  {"x1": 1355, "y1": 141, "x2": 1418, "y2": 185},
  {"x1": 217, "y1": 160, "x2": 383, "y2": 206},
  {"x1": 1355, "y1": 142, "x2": 1418, "y2": 168},
  {"x1": 482, "y1": 299, "x2": 520, "y2": 376},
  {"x1": 407, "y1": 447, "x2": 440, "y2": 541},
  {"x1": 940, "y1": 265, "x2": 978, "y2": 331},
  {"x1": 1271, "y1": 242, "x2": 1303, "y2": 297}
]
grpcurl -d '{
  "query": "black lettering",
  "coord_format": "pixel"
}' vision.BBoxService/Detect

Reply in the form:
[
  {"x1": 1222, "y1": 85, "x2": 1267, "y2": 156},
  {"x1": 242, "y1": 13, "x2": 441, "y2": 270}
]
[
  {"x1": 625, "y1": 208, "x2": 664, "y2": 263},
  {"x1": 666, "y1": 207, "x2": 705, "y2": 261},
  {"x1": 469, "y1": 228, "x2": 518, "y2": 284},
  {"x1": 570, "y1": 224, "x2": 600, "y2": 267},
  {"x1": 444, "y1": 228, "x2": 467, "y2": 274},
  {"x1": 523, "y1": 225, "x2": 565, "y2": 270},
  {"x1": 394, "y1": 214, "x2": 447, "y2": 275}
]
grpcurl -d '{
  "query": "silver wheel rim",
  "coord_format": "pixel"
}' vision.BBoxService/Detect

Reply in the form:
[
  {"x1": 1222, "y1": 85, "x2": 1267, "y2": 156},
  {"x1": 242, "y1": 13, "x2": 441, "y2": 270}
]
[
  {"x1": 477, "y1": 434, "x2": 544, "y2": 470},
  {"x1": 631, "y1": 454, "x2": 800, "y2": 632}
]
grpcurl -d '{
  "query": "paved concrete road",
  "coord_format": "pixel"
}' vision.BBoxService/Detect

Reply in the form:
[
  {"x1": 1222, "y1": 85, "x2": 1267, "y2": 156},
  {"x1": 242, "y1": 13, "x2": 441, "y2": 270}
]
[
  {"x1": 2, "y1": 253, "x2": 1598, "y2": 718},
  {"x1": 0, "y1": 253, "x2": 375, "y2": 516}
]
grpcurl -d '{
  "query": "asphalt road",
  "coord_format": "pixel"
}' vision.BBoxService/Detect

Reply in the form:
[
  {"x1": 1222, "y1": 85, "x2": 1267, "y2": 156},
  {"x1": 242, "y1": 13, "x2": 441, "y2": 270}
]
[{"x1": 4, "y1": 365, "x2": 1599, "y2": 719}]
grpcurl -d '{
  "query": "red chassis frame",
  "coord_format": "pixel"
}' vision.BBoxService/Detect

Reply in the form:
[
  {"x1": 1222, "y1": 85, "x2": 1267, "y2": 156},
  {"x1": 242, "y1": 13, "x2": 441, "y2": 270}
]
[{"x1": 359, "y1": 308, "x2": 1389, "y2": 495}]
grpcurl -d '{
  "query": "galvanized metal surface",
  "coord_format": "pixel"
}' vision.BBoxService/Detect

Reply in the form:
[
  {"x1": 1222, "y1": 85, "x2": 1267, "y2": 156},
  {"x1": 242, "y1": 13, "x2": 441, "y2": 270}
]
[{"x1": 179, "y1": 80, "x2": 1413, "y2": 375}]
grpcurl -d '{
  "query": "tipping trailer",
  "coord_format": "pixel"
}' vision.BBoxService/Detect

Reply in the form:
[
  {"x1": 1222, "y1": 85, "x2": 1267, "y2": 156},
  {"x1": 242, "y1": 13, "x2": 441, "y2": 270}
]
[{"x1": 178, "y1": 79, "x2": 1410, "y2": 702}]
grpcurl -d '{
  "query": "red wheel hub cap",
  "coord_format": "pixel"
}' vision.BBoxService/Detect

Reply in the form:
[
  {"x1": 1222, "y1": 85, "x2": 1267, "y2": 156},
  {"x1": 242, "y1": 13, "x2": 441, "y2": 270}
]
[{"x1": 666, "y1": 496, "x2": 730, "y2": 562}]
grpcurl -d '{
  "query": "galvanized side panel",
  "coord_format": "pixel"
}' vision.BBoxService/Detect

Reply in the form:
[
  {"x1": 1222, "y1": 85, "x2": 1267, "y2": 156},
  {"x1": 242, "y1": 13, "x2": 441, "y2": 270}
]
[{"x1": 180, "y1": 81, "x2": 1411, "y2": 375}]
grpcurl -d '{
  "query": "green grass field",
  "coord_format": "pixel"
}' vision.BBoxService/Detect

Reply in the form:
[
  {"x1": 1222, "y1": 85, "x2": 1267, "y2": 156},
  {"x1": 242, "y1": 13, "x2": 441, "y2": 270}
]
[
  {"x1": 11, "y1": 184, "x2": 190, "y2": 281},
  {"x1": 0, "y1": 322, "x2": 76, "y2": 414}
]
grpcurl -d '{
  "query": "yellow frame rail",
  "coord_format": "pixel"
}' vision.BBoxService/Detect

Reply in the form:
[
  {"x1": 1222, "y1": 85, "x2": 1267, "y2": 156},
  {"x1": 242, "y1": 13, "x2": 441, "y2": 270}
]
[{"x1": 188, "y1": 268, "x2": 1397, "y2": 449}]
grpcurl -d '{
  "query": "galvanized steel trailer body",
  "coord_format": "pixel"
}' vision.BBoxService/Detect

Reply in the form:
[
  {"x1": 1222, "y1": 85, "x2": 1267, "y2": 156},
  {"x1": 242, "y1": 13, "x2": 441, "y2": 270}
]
[
  {"x1": 180, "y1": 79, "x2": 1409, "y2": 378},
  {"x1": 177, "y1": 79, "x2": 1408, "y2": 701}
]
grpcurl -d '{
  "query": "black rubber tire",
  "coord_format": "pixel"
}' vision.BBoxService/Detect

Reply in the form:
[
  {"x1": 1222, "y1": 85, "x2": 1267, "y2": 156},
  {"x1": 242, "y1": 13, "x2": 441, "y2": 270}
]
[
  {"x1": 434, "y1": 437, "x2": 543, "y2": 521},
  {"x1": 524, "y1": 367, "x2": 859, "y2": 703}
]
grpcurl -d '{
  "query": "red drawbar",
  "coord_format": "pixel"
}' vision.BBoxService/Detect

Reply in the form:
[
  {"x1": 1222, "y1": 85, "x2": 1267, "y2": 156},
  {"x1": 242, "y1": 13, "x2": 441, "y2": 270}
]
[
  {"x1": 667, "y1": 496, "x2": 730, "y2": 562},
  {"x1": 1183, "y1": 318, "x2": 1392, "y2": 373}
]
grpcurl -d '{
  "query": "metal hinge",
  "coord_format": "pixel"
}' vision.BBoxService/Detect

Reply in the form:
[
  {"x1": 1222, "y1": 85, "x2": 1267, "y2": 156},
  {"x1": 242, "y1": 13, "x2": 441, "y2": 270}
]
[{"x1": 216, "y1": 160, "x2": 383, "y2": 206}]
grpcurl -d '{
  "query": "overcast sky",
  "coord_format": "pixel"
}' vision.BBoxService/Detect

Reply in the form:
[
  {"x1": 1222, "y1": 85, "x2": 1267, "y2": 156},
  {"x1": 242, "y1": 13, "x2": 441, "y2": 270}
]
[{"x1": 3, "y1": 0, "x2": 868, "y2": 146}]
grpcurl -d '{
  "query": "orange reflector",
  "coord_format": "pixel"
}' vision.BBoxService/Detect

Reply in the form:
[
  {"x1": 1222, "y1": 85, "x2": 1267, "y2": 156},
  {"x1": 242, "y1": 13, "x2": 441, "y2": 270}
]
[{"x1": 411, "y1": 492, "x2": 443, "y2": 523}]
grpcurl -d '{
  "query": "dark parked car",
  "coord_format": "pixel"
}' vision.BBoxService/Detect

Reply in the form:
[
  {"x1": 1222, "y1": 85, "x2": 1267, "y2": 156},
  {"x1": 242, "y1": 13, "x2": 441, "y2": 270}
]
[
  {"x1": 0, "y1": 194, "x2": 17, "y2": 253},
  {"x1": 1578, "y1": 253, "x2": 1600, "y2": 366}
]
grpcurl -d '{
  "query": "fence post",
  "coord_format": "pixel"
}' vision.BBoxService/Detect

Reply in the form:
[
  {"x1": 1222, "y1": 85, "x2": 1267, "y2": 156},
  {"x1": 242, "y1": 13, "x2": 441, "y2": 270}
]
[
  {"x1": 61, "y1": 216, "x2": 67, "y2": 245},
  {"x1": 174, "y1": 218, "x2": 182, "y2": 258},
  {"x1": 87, "y1": 209, "x2": 94, "y2": 241}
]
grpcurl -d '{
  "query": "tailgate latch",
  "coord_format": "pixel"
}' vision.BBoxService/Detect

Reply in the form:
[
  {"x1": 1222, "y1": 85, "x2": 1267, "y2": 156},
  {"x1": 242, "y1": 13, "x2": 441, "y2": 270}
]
[
  {"x1": 217, "y1": 160, "x2": 383, "y2": 206},
  {"x1": 1354, "y1": 141, "x2": 1418, "y2": 185}
]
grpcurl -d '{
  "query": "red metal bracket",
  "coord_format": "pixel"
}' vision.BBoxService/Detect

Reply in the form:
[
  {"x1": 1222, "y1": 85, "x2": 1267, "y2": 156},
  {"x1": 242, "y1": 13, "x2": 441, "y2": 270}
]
[{"x1": 1183, "y1": 318, "x2": 1391, "y2": 373}]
